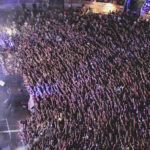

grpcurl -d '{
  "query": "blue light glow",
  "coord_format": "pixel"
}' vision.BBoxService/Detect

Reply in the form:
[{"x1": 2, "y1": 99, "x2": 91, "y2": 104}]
[{"x1": 26, "y1": 83, "x2": 60, "y2": 97}]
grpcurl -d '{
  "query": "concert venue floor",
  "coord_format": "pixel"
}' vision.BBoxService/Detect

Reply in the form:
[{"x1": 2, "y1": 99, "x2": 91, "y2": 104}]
[
  {"x1": 0, "y1": 66, "x2": 30, "y2": 149},
  {"x1": 0, "y1": 8, "x2": 30, "y2": 150}
]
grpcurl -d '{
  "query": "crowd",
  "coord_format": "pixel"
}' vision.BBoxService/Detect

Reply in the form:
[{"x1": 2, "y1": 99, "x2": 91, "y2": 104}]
[{"x1": 3, "y1": 2, "x2": 150, "y2": 150}]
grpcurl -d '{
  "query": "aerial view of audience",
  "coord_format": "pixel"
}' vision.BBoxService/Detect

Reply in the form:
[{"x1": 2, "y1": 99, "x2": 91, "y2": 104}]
[{"x1": 1, "y1": 1, "x2": 150, "y2": 150}]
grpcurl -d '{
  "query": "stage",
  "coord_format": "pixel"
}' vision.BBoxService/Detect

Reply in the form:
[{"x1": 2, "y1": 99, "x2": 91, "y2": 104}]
[{"x1": 65, "y1": 1, "x2": 123, "y2": 14}]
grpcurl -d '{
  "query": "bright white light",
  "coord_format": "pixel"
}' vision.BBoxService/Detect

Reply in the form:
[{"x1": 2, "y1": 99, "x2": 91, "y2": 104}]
[
  {"x1": 24, "y1": 22, "x2": 28, "y2": 27},
  {"x1": 0, "y1": 80, "x2": 5, "y2": 86},
  {"x1": 6, "y1": 28, "x2": 12, "y2": 35},
  {"x1": 0, "y1": 129, "x2": 20, "y2": 133},
  {"x1": 88, "y1": 2, "x2": 117, "y2": 14},
  {"x1": 58, "y1": 117, "x2": 62, "y2": 121},
  {"x1": 4, "y1": 27, "x2": 17, "y2": 36},
  {"x1": 15, "y1": 146, "x2": 26, "y2": 150},
  {"x1": 103, "y1": 3, "x2": 116, "y2": 13}
]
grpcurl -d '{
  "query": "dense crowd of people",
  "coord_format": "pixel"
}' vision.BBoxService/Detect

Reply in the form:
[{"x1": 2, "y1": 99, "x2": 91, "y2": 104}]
[{"x1": 2, "y1": 2, "x2": 150, "y2": 150}]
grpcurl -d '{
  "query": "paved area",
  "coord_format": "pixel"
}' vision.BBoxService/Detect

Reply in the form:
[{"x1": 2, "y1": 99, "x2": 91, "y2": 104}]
[{"x1": 0, "y1": 70, "x2": 30, "y2": 149}]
